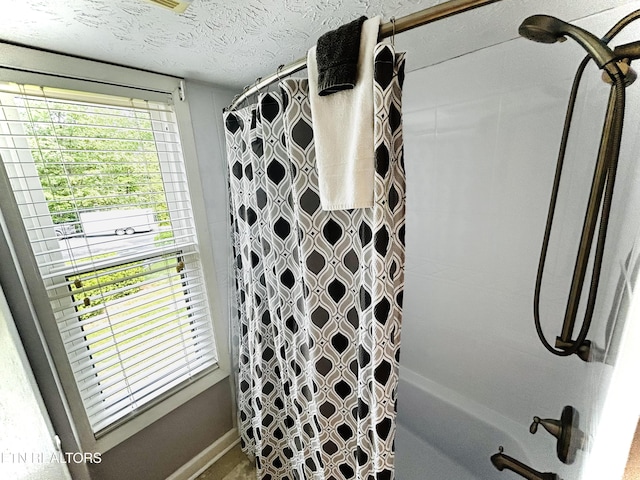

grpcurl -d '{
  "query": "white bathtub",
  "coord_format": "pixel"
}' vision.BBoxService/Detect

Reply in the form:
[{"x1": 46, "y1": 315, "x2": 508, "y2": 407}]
[{"x1": 395, "y1": 369, "x2": 529, "y2": 480}]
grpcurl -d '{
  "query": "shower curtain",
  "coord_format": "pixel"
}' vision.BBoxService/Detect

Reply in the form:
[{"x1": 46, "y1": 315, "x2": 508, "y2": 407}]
[{"x1": 223, "y1": 44, "x2": 406, "y2": 480}]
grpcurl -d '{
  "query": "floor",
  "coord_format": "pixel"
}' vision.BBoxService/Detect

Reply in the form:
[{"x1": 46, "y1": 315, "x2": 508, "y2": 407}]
[
  {"x1": 196, "y1": 444, "x2": 255, "y2": 480},
  {"x1": 624, "y1": 419, "x2": 640, "y2": 480}
]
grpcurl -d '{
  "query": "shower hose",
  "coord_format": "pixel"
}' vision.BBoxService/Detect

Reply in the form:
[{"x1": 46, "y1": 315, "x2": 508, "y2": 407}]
[{"x1": 533, "y1": 10, "x2": 640, "y2": 358}]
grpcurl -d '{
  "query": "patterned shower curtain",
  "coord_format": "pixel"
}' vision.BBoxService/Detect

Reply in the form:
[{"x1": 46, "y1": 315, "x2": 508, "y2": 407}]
[{"x1": 223, "y1": 44, "x2": 406, "y2": 480}]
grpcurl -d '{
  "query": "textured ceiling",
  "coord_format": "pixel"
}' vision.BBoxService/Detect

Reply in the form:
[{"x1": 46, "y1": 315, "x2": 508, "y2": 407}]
[{"x1": 1, "y1": 0, "x2": 639, "y2": 90}]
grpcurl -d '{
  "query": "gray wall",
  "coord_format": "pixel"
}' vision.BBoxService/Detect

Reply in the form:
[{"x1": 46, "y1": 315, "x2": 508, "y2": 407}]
[
  {"x1": 0, "y1": 285, "x2": 71, "y2": 480},
  {"x1": 184, "y1": 80, "x2": 238, "y2": 337},
  {"x1": 87, "y1": 381, "x2": 233, "y2": 480}
]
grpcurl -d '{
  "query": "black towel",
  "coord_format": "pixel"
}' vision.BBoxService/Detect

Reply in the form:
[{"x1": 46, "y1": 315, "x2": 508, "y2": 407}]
[{"x1": 316, "y1": 16, "x2": 367, "y2": 96}]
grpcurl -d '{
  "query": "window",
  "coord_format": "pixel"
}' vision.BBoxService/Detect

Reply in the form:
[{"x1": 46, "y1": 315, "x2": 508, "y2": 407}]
[{"x1": 0, "y1": 83, "x2": 218, "y2": 436}]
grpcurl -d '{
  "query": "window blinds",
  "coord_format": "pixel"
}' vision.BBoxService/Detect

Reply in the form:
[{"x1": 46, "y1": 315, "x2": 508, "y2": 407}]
[{"x1": 0, "y1": 83, "x2": 218, "y2": 434}]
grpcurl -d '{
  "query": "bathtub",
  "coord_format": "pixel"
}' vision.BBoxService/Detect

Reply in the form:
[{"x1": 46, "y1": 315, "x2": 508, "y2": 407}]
[{"x1": 395, "y1": 369, "x2": 529, "y2": 480}]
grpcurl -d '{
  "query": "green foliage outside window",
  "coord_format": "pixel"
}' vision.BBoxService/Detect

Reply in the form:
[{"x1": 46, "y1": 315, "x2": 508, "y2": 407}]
[
  {"x1": 68, "y1": 256, "x2": 144, "y2": 320},
  {"x1": 21, "y1": 97, "x2": 170, "y2": 229},
  {"x1": 19, "y1": 96, "x2": 177, "y2": 312}
]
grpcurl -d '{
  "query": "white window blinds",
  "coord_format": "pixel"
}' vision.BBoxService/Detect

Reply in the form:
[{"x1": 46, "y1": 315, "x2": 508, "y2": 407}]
[{"x1": 0, "y1": 83, "x2": 218, "y2": 434}]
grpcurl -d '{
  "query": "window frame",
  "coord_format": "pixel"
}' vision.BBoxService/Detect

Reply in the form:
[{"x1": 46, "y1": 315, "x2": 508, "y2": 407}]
[{"x1": 0, "y1": 43, "x2": 229, "y2": 453}]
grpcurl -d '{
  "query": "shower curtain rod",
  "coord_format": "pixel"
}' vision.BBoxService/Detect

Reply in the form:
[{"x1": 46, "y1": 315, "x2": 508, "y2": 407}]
[{"x1": 227, "y1": 0, "x2": 503, "y2": 110}]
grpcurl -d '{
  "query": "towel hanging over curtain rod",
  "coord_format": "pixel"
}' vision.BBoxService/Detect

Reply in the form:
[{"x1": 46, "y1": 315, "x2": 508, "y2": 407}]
[{"x1": 227, "y1": 0, "x2": 503, "y2": 110}]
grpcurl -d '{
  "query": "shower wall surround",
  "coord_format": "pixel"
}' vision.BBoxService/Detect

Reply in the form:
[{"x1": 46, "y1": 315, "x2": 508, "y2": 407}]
[{"x1": 399, "y1": 2, "x2": 640, "y2": 479}]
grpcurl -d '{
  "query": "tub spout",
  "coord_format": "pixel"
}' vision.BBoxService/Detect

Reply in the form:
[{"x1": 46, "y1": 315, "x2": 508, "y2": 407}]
[{"x1": 491, "y1": 447, "x2": 562, "y2": 480}]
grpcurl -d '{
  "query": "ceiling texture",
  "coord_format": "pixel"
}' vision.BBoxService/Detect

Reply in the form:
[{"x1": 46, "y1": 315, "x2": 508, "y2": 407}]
[{"x1": 1, "y1": 0, "x2": 639, "y2": 91}]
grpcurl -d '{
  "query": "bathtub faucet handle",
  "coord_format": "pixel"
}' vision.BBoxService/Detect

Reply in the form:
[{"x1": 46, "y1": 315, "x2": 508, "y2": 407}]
[
  {"x1": 530, "y1": 415, "x2": 561, "y2": 437},
  {"x1": 530, "y1": 406, "x2": 583, "y2": 464}
]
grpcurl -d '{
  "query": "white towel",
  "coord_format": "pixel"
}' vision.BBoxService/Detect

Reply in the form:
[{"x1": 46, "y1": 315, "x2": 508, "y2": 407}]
[{"x1": 307, "y1": 16, "x2": 381, "y2": 211}]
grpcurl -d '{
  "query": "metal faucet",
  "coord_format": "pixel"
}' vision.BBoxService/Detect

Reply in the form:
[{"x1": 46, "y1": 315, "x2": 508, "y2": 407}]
[{"x1": 491, "y1": 447, "x2": 562, "y2": 480}]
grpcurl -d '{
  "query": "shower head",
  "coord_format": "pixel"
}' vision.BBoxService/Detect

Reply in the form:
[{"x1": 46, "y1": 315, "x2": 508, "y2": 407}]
[
  {"x1": 519, "y1": 15, "x2": 615, "y2": 69},
  {"x1": 519, "y1": 15, "x2": 568, "y2": 44}
]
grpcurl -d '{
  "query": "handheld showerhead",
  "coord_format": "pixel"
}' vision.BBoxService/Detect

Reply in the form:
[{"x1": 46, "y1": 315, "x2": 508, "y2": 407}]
[
  {"x1": 519, "y1": 15, "x2": 569, "y2": 44},
  {"x1": 519, "y1": 14, "x2": 615, "y2": 69}
]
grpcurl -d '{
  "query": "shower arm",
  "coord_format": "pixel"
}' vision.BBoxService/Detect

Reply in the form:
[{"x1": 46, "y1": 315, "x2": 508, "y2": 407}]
[{"x1": 533, "y1": 11, "x2": 640, "y2": 361}]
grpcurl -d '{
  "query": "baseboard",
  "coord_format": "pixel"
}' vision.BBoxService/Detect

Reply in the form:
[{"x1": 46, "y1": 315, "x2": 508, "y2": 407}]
[{"x1": 166, "y1": 428, "x2": 240, "y2": 480}]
